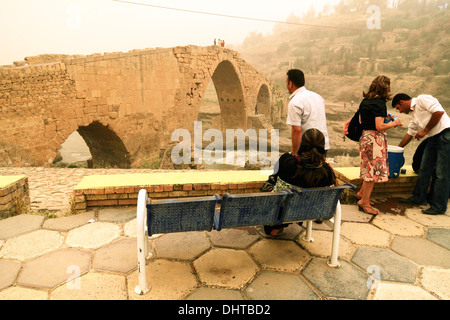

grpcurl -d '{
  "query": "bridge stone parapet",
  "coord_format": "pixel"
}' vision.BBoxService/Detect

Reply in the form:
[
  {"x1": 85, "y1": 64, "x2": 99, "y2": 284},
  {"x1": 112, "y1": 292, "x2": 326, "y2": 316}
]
[{"x1": 0, "y1": 46, "x2": 276, "y2": 168}]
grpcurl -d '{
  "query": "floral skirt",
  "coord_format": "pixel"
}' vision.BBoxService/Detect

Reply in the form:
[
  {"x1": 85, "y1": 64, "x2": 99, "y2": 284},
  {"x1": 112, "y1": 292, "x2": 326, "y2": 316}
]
[{"x1": 359, "y1": 130, "x2": 389, "y2": 183}]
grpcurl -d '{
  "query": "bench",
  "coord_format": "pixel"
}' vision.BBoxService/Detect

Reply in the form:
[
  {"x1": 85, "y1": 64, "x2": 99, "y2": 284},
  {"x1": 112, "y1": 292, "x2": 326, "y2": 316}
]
[{"x1": 135, "y1": 184, "x2": 356, "y2": 295}]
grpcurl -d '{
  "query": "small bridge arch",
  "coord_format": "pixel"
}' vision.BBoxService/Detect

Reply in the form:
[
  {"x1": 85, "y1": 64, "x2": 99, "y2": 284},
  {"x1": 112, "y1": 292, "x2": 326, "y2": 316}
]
[{"x1": 255, "y1": 84, "x2": 271, "y2": 116}]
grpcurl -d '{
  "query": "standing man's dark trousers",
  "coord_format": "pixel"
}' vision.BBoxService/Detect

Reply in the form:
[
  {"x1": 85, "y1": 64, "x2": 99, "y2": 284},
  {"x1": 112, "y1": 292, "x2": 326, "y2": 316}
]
[{"x1": 412, "y1": 129, "x2": 450, "y2": 214}]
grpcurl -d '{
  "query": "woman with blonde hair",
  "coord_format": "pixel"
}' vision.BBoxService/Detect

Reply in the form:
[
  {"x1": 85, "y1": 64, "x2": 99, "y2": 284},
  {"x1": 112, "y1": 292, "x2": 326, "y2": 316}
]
[{"x1": 357, "y1": 75, "x2": 402, "y2": 215}]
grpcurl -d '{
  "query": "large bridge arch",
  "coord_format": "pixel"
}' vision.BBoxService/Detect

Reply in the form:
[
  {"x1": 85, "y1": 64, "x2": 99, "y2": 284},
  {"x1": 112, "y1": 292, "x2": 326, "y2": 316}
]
[
  {"x1": 209, "y1": 60, "x2": 246, "y2": 130},
  {"x1": 0, "y1": 45, "x2": 276, "y2": 168},
  {"x1": 77, "y1": 121, "x2": 131, "y2": 168}
]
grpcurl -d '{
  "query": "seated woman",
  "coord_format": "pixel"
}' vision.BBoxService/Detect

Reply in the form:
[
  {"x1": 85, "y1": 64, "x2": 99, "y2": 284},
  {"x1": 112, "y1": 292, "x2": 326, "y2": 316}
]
[{"x1": 264, "y1": 128, "x2": 336, "y2": 236}]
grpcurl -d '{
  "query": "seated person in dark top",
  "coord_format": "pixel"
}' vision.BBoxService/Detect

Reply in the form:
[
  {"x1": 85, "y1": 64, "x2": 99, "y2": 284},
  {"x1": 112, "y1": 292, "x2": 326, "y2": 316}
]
[{"x1": 265, "y1": 128, "x2": 336, "y2": 236}]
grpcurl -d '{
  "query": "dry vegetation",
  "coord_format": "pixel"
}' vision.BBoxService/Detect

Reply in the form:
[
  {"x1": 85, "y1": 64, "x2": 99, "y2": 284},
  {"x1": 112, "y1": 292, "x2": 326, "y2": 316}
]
[{"x1": 233, "y1": 2, "x2": 450, "y2": 166}]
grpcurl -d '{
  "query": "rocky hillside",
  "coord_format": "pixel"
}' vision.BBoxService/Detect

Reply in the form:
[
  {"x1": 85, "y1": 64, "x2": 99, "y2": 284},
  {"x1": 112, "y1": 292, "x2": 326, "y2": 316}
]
[
  {"x1": 226, "y1": 3, "x2": 449, "y2": 166},
  {"x1": 238, "y1": 5, "x2": 450, "y2": 109}
]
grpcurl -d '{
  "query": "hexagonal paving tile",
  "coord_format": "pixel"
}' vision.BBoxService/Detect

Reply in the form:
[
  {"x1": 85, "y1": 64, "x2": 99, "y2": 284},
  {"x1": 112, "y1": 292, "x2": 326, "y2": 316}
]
[
  {"x1": 420, "y1": 267, "x2": 450, "y2": 300},
  {"x1": 17, "y1": 248, "x2": 91, "y2": 289},
  {"x1": 194, "y1": 248, "x2": 259, "y2": 289},
  {"x1": 93, "y1": 238, "x2": 138, "y2": 274},
  {"x1": 98, "y1": 206, "x2": 136, "y2": 223},
  {"x1": 42, "y1": 211, "x2": 94, "y2": 232},
  {"x1": 249, "y1": 239, "x2": 310, "y2": 273},
  {"x1": 0, "y1": 214, "x2": 45, "y2": 240},
  {"x1": 297, "y1": 229, "x2": 355, "y2": 260},
  {"x1": 154, "y1": 231, "x2": 210, "y2": 260},
  {"x1": 0, "y1": 286, "x2": 48, "y2": 300},
  {"x1": 123, "y1": 218, "x2": 137, "y2": 237},
  {"x1": 207, "y1": 227, "x2": 260, "y2": 249},
  {"x1": 0, "y1": 260, "x2": 21, "y2": 290},
  {"x1": 351, "y1": 247, "x2": 418, "y2": 283},
  {"x1": 0, "y1": 229, "x2": 64, "y2": 261},
  {"x1": 372, "y1": 282, "x2": 437, "y2": 300},
  {"x1": 255, "y1": 223, "x2": 303, "y2": 240},
  {"x1": 127, "y1": 259, "x2": 197, "y2": 300},
  {"x1": 372, "y1": 213, "x2": 424, "y2": 237},
  {"x1": 186, "y1": 287, "x2": 244, "y2": 300},
  {"x1": 427, "y1": 228, "x2": 450, "y2": 250},
  {"x1": 302, "y1": 258, "x2": 370, "y2": 300},
  {"x1": 50, "y1": 271, "x2": 127, "y2": 300},
  {"x1": 391, "y1": 236, "x2": 450, "y2": 268},
  {"x1": 245, "y1": 271, "x2": 320, "y2": 300},
  {"x1": 341, "y1": 204, "x2": 372, "y2": 223},
  {"x1": 405, "y1": 208, "x2": 450, "y2": 228},
  {"x1": 341, "y1": 222, "x2": 391, "y2": 247},
  {"x1": 65, "y1": 222, "x2": 121, "y2": 249}
]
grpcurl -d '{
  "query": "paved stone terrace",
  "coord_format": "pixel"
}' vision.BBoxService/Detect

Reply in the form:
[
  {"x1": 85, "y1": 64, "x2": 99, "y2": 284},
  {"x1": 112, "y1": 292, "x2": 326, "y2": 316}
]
[
  {"x1": 0, "y1": 167, "x2": 449, "y2": 300},
  {"x1": 0, "y1": 167, "x2": 168, "y2": 214}
]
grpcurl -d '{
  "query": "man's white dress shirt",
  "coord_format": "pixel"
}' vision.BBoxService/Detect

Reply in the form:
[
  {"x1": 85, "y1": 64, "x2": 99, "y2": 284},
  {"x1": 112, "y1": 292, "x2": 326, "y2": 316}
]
[{"x1": 286, "y1": 87, "x2": 330, "y2": 150}]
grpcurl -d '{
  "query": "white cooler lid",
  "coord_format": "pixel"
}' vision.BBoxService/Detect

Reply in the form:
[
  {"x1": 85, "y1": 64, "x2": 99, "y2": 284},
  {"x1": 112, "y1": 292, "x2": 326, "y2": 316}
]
[{"x1": 388, "y1": 145, "x2": 404, "y2": 153}]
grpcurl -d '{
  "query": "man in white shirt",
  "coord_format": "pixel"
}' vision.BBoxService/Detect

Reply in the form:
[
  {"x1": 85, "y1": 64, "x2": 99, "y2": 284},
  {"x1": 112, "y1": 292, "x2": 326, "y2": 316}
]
[
  {"x1": 285, "y1": 69, "x2": 330, "y2": 155},
  {"x1": 392, "y1": 93, "x2": 450, "y2": 215}
]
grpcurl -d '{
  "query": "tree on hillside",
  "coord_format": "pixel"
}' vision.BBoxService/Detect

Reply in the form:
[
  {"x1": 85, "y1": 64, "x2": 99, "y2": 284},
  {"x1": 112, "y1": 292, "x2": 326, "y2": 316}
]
[
  {"x1": 242, "y1": 31, "x2": 264, "y2": 49},
  {"x1": 397, "y1": 0, "x2": 442, "y2": 12},
  {"x1": 304, "y1": 4, "x2": 316, "y2": 20},
  {"x1": 335, "y1": 0, "x2": 389, "y2": 13}
]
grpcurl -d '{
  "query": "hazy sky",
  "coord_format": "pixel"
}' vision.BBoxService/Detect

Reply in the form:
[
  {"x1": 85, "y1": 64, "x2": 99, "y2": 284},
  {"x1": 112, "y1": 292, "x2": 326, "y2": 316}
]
[{"x1": 0, "y1": 0, "x2": 340, "y2": 65}]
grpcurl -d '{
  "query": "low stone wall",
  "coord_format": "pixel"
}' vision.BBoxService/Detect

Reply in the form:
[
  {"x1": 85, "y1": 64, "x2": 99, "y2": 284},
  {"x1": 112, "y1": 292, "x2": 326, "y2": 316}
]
[
  {"x1": 0, "y1": 176, "x2": 30, "y2": 218},
  {"x1": 334, "y1": 165, "x2": 418, "y2": 194},
  {"x1": 73, "y1": 170, "x2": 270, "y2": 211}
]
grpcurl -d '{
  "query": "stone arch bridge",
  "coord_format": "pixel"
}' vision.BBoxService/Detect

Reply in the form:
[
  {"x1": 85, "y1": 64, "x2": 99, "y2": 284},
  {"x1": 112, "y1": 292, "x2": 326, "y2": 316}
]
[{"x1": 0, "y1": 46, "x2": 279, "y2": 168}]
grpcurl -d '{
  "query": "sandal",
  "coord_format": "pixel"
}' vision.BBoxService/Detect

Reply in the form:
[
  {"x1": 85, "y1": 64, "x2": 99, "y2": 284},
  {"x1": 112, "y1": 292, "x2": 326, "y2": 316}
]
[
  {"x1": 357, "y1": 202, "x2": 378, "y2": 215},
  {"x1": 356, "y1": 194, "x2": 374, "y2": 206},
  {"x1": 270, "y1": 228, "x2": 284, "y2": 237}
]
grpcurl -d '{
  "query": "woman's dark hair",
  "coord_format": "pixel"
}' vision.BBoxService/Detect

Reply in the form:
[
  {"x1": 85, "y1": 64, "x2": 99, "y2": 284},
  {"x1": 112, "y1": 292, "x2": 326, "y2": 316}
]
[
  {"x1": 298, "y1": 128, "x2": 326, "y2": 164},
  {"x1": 293, "y1": 128, "x2": 336, "y2": 187}
]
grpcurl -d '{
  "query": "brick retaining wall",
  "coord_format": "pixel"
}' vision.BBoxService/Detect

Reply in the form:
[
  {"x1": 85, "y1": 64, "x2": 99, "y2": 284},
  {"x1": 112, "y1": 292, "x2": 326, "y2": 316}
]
[
  {"x1": 72, "y1": 170, "x2": 270, "y2": 211},
  {"x1": 334, "y1": 165, "x2": 418, "y2": 195},
  {"x1": 0, "y1": 176, "x2": 30, "y2": 218}
]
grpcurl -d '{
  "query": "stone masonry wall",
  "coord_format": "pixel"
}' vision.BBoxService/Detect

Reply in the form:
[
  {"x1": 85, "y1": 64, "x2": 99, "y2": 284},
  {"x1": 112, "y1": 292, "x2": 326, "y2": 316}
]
[
  {"x1": 0, "y1": 46, "x2": 275, "y2": 168},
  {"x1": 0, "y1": 62, "x2": 79, "y2": 166}
]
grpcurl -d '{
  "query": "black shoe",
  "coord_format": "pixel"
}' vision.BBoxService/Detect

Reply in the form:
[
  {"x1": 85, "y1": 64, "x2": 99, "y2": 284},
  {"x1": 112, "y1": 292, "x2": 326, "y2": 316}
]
[
  {"x1": 422, "y1": 208, "x2": 444, "y2": 215},
  {"x1": 399, "y1": 197, "x2": 425, "y2": 205}
]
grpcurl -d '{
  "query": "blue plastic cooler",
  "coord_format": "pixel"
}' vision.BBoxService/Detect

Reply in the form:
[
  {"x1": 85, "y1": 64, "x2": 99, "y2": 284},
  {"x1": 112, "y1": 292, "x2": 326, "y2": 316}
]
[{"x1": 388, "y1": 145, "x2": 405, "y2": 178}]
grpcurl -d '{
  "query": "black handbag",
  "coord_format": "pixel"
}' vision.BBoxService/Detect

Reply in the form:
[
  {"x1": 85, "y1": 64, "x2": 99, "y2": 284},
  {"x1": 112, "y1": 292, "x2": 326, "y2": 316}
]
[
  {"x1": 344, "y1": 109, "x2": 363, "y2": 142},
  {"x1": 260, "y1": 175, "x2": 277, "y2": 192}
]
